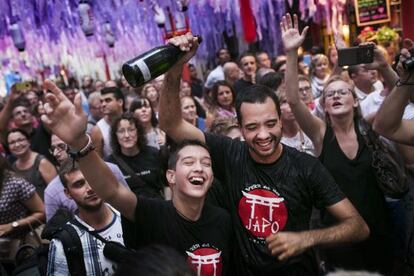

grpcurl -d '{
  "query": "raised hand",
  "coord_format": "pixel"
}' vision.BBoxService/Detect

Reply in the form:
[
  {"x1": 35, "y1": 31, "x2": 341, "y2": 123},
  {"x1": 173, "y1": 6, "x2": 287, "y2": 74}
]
[
  {"x1": 41, "y1": 80, "x2": 88, "y2": 149},
  {"x1": 280, "y1": 14, "x2": 309, "y2": 52},
  {"x1": 360, "y1": 42, "x2": 388, "y2": 70},
  {"x1": 168, "y1": 33, "x2": 200, "y2": 70}
]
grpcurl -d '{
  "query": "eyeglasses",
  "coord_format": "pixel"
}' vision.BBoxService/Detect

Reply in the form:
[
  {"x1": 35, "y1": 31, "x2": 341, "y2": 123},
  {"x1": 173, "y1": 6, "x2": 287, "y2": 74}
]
[
  {"x1": 49, "y1": 143, "x2": 68, "y2": 154},
  {"x1": 324, "y1": 89, "x2": 352, "y2": 99},
  {"x1": 299, "y1": 86, "x2": 312, "y2": 95},
  {"x1": 8, "y1": 137, "x2": 28, "y2": 147},
  {"x1": 116, "y1": 128, "x2": 137, "y2": 136}
]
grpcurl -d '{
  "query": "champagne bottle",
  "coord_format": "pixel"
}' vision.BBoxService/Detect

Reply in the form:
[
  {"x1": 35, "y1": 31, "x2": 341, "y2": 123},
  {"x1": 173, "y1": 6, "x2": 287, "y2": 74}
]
[{"x1": 122, "y1": 35, "x2": 202, "y2": 88}]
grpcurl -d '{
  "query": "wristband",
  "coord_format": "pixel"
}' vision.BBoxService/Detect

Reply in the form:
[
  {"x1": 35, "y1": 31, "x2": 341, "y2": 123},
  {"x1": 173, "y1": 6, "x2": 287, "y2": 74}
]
[
  {"x1": 396, "y1": 79, "x2": 414, "y2": 87},
  {"x1": 68, "y1": 134, "x2": 95, "y2": 160}
]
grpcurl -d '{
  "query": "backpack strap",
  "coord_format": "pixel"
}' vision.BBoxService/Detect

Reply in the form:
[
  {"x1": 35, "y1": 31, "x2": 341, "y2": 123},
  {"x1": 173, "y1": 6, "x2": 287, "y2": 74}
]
[{"x1": 55, "y1": 224, "x2": 86, "y2": 276}]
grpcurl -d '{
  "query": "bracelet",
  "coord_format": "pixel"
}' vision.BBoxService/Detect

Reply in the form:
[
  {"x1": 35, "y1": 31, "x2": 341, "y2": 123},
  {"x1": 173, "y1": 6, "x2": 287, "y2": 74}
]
[
  {"x1": 68, "y1": 134, "x2": 95, "y2": 160},
  {"x1": 396, "y1": 79, "x2": 414, "y2": 87}
]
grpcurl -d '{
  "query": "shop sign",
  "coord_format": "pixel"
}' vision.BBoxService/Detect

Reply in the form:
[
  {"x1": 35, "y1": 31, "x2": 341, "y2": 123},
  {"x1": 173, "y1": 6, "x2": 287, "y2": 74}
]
[{"x1": 354, "y1": 0, "x2": 391, "y2": 26}]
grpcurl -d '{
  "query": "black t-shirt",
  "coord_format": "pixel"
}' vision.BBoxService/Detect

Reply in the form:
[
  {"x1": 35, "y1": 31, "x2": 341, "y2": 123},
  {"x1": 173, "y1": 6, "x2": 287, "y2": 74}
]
[
  {"x1": 205, "y1": 133, "x2": 345, "y2": 275},
  {"x1": 107, "y1": 146, "x2": 164, "y2": 198},
  {"x1": 122, "y1": 196, "x2": 232, "y2": 275},
  {"x1": 233, "y1": 79, "x2": 253, "y2": 95}
]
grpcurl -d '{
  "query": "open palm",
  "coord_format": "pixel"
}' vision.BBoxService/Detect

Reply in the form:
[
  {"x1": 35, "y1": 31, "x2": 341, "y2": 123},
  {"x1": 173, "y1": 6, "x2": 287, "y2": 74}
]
[
  {"x1": 41, "y1": 80, "x2": 88, "y2": 148},
  {"x1": 280, "y1": 14, "x2": 308, "y2": 52}
]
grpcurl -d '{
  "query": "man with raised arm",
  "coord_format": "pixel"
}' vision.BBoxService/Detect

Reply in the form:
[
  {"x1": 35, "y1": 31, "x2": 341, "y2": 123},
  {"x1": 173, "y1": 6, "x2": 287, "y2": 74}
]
[
  {"x1": 158, "y1": 30, "x2": 369, "y2": 275},
  {"x1": 373, "y1": 44, "x2": 414, "y2": 146},
  {"x1": 41, "y1": 81, "x2": 232, "y2": 276}
]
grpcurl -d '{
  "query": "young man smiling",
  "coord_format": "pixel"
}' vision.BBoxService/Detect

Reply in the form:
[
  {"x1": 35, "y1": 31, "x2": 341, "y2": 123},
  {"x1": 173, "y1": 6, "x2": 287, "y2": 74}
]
[
  {"x1": 158, "y1": 31, "x2": 369, "y2": 275},
  {"x1": 40, "y1": 80, "x2": 232, "y2": 276}
]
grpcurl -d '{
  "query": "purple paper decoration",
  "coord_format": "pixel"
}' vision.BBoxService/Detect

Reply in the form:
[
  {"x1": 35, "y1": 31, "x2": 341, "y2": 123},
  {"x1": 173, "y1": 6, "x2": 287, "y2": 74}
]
[{"x1": 0, "y1": 0, "x2": 295, "y2": 78}]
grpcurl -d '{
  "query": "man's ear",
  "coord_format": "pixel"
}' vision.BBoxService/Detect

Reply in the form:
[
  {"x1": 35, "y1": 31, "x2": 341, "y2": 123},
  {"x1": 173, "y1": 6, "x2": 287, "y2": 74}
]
[
  {"x1": 64, "y1": 187, "x2": 72, "y2": 199},
  {"x1": 166, "y1": 169, "x2": 176, "y2": 186}
]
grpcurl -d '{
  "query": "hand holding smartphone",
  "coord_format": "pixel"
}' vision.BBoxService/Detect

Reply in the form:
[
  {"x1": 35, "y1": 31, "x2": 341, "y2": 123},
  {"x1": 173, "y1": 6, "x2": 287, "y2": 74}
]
[{"x1": 337, "y1": 45, "x2": 374, "y2": 67}]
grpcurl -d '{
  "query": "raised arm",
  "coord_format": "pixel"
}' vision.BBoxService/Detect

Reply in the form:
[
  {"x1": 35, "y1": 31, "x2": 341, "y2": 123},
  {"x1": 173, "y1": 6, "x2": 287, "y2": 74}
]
[
  {"x1": 362, "y1": 42, "x2": 398, "y2": 93},
  {"x1": 41, "y1": 80, "x2": 137, "y2": 221},
  {"x1": 158, "y1": 33, "x2": 205, "y2": 143},
  {"x1": 373, "y1": 48, "x2": 414, "y2": 145},
  {"x1": 266, "y1": 198, "x2": 369, "y2": 261},
  {"x1": 281, "y1": 14, "x2": 325, "y2": 155}
]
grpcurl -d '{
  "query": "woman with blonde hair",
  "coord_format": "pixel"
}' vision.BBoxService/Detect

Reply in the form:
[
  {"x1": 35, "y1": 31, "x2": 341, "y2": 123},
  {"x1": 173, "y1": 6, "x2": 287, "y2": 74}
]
[
  {"x1": 282, "y1": 15, "x2": 394, "y2": 273},
  {"x1": 141, "y1": 83, "x2": 160, "y2": 116},
  {"x1": 309, "y1": 53, "x2": 331, "y2": 98}
]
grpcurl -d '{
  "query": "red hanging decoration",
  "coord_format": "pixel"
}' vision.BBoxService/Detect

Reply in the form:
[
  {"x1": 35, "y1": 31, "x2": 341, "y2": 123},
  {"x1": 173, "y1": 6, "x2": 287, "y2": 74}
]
[{"x1": 239, "y1": 0, "x2": 256, "y2": 43}]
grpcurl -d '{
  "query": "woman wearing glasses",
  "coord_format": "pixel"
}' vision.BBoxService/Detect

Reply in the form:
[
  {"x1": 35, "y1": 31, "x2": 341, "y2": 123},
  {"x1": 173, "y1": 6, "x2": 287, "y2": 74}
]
[
  {"x1": 6, "y1": 129, "x2": 57, "y2": 200},
  {"x1": 107, "y1": 113, "x2": 164, "y2": 199},
  {"x1": 281, "y1": 14, "x2": 394, "y2": 274}
]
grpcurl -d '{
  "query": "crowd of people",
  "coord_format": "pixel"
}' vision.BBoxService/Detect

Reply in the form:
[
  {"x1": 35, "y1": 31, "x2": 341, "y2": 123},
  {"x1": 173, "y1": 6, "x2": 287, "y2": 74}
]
[{"x1": 1, "y1": 13, "x2": 414, "y2": 276}]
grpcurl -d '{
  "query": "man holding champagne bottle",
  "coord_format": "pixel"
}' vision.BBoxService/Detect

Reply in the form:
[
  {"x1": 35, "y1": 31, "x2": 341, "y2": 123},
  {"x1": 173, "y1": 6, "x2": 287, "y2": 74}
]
[{"x1": 158, "y1": 27, "x2": 369, "y2": 275}]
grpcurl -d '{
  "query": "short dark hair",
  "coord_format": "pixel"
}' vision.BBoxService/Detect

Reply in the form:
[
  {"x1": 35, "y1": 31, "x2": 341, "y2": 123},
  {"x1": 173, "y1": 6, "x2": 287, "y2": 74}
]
[
  {"x1": 167, "y1": 140, "x2": 210, "y2": 170},
  {"x1": 238, "y1": 52, "x2": 256, "y2": 65},
  {"x1": 114, "y1": 245, "x2": 194, "y2": 276},
  {"x1": 216, "y1": 48, "x2": 229, "y2": 58},
  {"x1": 11, "y1": 98, "x2": 31, "y2": 113},
  {"x1": 58, "y1": 158, "x2": 79, "y2": 188},
  {"x1": 110, "y1": 113, "x2": 147, "y2": 156},
  {"x1": 129, "y1": 97, "x2": 158, "y2": 127},
  {"x1": 347, "y1": 64, "x2": 361, "y2": 79},
  {"x1": 235, "y1": 84, "x2": 281, "y2": 125},
  {"x1": 6, "y1": 128, "x2": 31, "y2": 148},
  {"x1": 101, "y1": 87, "x2": 124, "y2": 101},
  {"x1": 258, "y1": 72, "x2": 283, "y2": 91}
]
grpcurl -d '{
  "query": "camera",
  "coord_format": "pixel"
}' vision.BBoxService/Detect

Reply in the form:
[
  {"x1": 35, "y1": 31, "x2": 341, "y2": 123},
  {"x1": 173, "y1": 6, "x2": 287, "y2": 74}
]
[
  {"x1": 337, "y1": 45, "x2": 374, "y2": 67},
  {"x1": 402, "y1": 48, "x2": 414, "y2": 71}
]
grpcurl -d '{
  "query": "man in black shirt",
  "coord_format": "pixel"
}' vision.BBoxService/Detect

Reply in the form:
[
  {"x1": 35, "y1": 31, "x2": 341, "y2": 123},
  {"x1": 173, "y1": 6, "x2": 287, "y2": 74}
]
[
  {"x1": 158, "y1": 33, "x2": 370, "y2": 275},
  {"x1": 39, "y1": 89, "x2": 232, "y2": 275}
]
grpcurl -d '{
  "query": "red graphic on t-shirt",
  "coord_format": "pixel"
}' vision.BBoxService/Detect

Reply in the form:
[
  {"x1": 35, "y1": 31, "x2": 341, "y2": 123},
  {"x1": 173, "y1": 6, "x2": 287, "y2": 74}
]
[
  {"x1": 238, "y1": 188, "x2": 288, "y2": 238},
  {"x1": 186, "y1": 246, "x2": 222, "y2": 276}
]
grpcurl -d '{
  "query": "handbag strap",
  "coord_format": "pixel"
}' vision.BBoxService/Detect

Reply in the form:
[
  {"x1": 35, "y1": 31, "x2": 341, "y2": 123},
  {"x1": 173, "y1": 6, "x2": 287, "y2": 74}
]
[{"x1": 111, "y1": 154, "x2": 147, "y2": 189}]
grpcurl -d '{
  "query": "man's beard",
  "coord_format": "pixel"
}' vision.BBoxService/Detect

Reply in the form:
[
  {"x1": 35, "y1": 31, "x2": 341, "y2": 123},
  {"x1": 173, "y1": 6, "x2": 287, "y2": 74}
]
[{"x1": 77, "y1": 199, "x2": 103, "y2": 212}]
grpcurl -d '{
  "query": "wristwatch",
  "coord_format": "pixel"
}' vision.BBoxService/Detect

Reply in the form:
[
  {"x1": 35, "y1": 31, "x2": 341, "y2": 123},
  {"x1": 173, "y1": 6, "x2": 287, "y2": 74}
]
[{"x1": 11, "y1": 221, "x2": 19, "y2": 228}]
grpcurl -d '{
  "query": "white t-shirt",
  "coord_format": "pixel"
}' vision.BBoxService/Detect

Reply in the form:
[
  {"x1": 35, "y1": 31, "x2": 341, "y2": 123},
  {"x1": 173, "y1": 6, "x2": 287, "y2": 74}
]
[
  {"x1": 360, "y1": 91, "x2": 414, "y2": 120},
  {"x1": 281, "y1": 131, "x2": 316, "y2": 156},
  {"x1": 204, "y1": 65, "x2": 224, "y2": 89}
]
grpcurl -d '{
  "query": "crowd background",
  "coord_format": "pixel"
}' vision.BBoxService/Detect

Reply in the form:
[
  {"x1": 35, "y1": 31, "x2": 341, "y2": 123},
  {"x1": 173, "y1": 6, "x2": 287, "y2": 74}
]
[{"x1": 1, "y1": 1, "x2": 414, "y2": 276}]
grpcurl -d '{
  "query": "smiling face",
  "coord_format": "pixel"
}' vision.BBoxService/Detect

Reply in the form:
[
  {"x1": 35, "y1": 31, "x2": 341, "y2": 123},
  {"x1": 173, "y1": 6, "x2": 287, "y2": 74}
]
[
  {"x1": 7, "y1": 131, "x2": 30, "y2": 157},
  {"x1": 64, "y1": 170, "x2": 103, "y2": 211},
  {"x1": 240, "y1": 55, "x2": 257, "y2": 78},
  {"x1": 116, "y1": 119, "x2": 138, "y2": 152},
  {"x1": 240, "y1": 97, "x2": 283, "y2": 164},
  {"x1": 314, "y1": 57, "x2": 329, "y2": 79},
  {"x1": 180, "y1": 97, "x2": 197, "y2": 124},
  {"x1": 216, "y1": 85, "x2": 234, "y2": 108},
  {"x1": 323, "y1": 80, "x2": 358, "y2": 118},
  {"x1": 167, "y1": 145, "x2": 213, "y2": 200}
]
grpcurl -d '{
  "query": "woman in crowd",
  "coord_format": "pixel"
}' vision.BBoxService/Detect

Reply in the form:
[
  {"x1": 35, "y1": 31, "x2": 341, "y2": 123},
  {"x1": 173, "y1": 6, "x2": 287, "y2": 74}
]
[
  {"x1": 108, "y1": 113, "x2": 164, "y2": 198},
  {"x1": 309, "y1": 53, "x2": 331, "y2": 98},
  {"x1": 205, "y1": 81, "x2": 236, "y2": 129},
  {"x1": 129, "y1": 98, "x2": 166, "y2": 149},
  {"x1": 0, "y1": 155, "x2": 45, "y2": 260},
  {"x1": 180, "y1": 96, "x2": 206, "y2": 131},
  {"x1": 6, "y1": 129, "x2": 56, "y2": 199},
  {"x1": 141, "y1": 83, "x2": 160, "y2": 117},
  {"x1": 282, "y1": 15, "x2": 392, "y2": 274}
]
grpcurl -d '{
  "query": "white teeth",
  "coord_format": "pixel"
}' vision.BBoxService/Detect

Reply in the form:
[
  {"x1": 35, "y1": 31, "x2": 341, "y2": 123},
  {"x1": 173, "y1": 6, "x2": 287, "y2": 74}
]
[{"x1": 189, "y1": 176, "x2": 204, "y2": 185}]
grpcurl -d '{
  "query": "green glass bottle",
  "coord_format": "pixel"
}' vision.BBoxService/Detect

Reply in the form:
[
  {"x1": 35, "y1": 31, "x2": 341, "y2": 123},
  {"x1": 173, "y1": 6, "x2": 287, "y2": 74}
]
[{"x1": 122, "y1": 36, "x2": 202, "y2": 88}]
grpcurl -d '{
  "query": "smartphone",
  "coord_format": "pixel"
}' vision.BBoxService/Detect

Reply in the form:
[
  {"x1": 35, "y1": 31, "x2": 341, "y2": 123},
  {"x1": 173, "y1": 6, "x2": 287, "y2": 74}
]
[
  {"x1": 337, "y1": 45, "x2": 374, "y2": 67},
  {"x1": 14, "y1": 81, "x2": 32, "y2": 91},
  {"x1": 303, "y1": 54, "x2": 311, "y2": 67}
]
